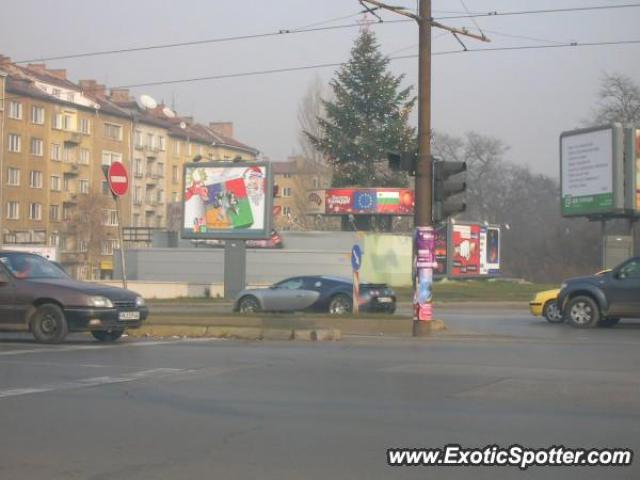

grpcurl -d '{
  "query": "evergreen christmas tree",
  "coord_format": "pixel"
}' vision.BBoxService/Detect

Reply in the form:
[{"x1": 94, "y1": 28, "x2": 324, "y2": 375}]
[{"x1": 306, "y1": 27, "x2": 416, "y2": 187}]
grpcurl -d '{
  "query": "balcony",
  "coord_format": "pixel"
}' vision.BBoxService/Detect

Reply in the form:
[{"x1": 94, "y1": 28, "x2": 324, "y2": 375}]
[
  {"x1": 63, "y1": 194, "x2": 78, "y2": 205},
  {"x1": 65, "y1": 163, "x2": 80, "y2": 176},
  {"x1": 64, "y1": 131, "x2": 82, "y2": 145},
  {"x1": 145, "y1": 173, "x2": 157, "y2": 186}
]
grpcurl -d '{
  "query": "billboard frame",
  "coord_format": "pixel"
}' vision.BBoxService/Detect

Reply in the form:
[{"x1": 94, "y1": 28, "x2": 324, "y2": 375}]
[
  {"x1": 559, "y1": 123, "x2": 625, "y2": 218},
  {"x1": 181, "y1": 161, "x2": 274, "y2": 241}
]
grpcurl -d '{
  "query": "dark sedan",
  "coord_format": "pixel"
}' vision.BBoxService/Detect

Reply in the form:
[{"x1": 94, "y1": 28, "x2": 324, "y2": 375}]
[
  {"x1": 233, "y1": 276, "x2": 396, "y2": 314},
  {"x1": 0, "y1": 251, "x2": 149, "y2": 343}
]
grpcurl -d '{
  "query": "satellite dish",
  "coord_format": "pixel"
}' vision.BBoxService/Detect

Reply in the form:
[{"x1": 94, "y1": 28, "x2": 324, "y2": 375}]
[
  {"x1": 179, "y1": 121, "x2": 187, "y2": 129},
  {"x1": 162, "y1": 107, "x2": 175, "y2": 118},
  {"x1": 136, "y1": 94, "x2": 157, "y2": 110}
]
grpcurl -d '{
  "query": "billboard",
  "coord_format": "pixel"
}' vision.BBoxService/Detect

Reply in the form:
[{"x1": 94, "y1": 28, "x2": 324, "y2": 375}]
[
  {"x1": 560, "y1": 124, "x2": 624, "y2": 217},
  {"x1": 317, "y1": 188, "x2": 414, "y2": 215},
  {"x1": 306, "y1": 190, "x2": 326, "y2": 215},
  {"x1": 181, "y1": 162, "x2": 273, "y2": 240}
]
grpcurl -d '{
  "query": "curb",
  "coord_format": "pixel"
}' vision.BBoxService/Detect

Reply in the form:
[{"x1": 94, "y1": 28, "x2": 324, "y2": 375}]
[{"x1": 127, "y1": 325, "x2": 342, "y2": 341}]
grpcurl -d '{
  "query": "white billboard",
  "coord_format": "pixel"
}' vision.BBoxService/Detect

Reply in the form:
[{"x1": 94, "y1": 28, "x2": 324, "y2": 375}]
[{"x1": 560, "y1": 125, "x2": 624, "y2": 216}]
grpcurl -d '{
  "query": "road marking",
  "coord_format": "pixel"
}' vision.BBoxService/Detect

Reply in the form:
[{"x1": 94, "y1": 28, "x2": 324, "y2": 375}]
[
  {"x1": 0, "y1": 368, "x2": 188, "y2": 399},
  {"x1": 0, "y1": 339, "x2": 188, "y2": 357}
]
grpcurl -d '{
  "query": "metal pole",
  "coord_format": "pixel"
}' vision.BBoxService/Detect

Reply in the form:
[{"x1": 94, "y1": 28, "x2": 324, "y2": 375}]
[
  {"x1": 116, "y1": 195, "x2": 128, "y2": 289},
  {"x1": 413, "y1": 0, "x2": 433, "y2": 337}
]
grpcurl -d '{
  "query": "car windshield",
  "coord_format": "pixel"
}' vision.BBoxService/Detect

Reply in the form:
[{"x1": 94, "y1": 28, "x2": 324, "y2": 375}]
[{"x1": 0, "y1": 253, "x2": 69, "y2": 280}]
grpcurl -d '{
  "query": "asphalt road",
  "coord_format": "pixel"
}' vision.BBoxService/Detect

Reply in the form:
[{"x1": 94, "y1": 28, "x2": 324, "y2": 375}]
[{"x1": 1, "y1": 309, "x2": 639, "y2": 480}]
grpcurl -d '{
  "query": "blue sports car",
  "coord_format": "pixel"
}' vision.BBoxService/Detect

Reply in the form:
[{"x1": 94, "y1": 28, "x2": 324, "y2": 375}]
[{"x1": 233, "y1": 276, "x2": 396, "y2": 315}]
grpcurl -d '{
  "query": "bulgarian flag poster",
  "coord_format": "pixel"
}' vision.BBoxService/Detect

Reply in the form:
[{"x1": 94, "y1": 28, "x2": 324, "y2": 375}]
[{"x1": 376, "y1": 190, "x2": 401, "y2": 213}]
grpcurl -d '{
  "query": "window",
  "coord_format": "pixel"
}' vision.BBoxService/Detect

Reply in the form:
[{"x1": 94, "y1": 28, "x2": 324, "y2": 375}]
[
  {"x1": 282, "y1": 187, "x2": 292, "y2": 198},
  {"x1": 275, "y1": 278, "x2": 303, "y2": 290},
  {"x1": 619, "y1": 259, "x2": 640, "y2": 279},
  {"x1": 8, "y1": 134, "x2": 21, "y2": 152},
  {"x1": 133, "y1": 214, "x2": 140, "y2": 227},
  {"x1": 135, "y1": 158, "x2": 143, "y2": 177},
  {"x1": 172, "y1": 192, "x2": 179, "y2": 202},
  {"x1": 79, "y1": 148, "x2": 90, "y2": 165},
  {"x1": 283, "y1": 173, "x2": 292, "y2": 179},
  {"x1": 31, "y1": 106, "x2": 45, "y2": 125},
  {"x1": 101, "y1": 150, "x2": 122, "y2": 166},
  {"x1": 134, "y1": 131, "x2": 142, "y2": 148},
  {"x1": 62, "y1": 205, "x2": 73, "y2": 221},
  {"x1": 7, "y1": 168, "x2": 20, "y2": 186},
  {"x1": 159, "y1": 136, "x2": 166, "y2": 151},
  {"x1": 312, "y1": 177, "x2": 320, "y2": 188},
  {"x1": 29, "y1": 203, "x2": 42, "y2": 220},
  {"x1": 79, "y1": 179, "x2": 89, "y2": 194},
  {"x1": 29, "y1": 170, "x2": 43, "y2": 188},
  {"x1": 62, "y1": 148, "x2": 75, "y2": 164},
  {"x1": 63, "y1": 176, "x2": 73, "y2": 193},
  {"x1": 50, "y1": 175, "x2": 62, "y2": 191},
  {"x1": 174, "y1": 141, "x2": 180, "y2": 155},
  {"x1": 31, "y1": 138, "x2": 44, "y2": 157},
  {"x1": 102, "y1": 209, "x2": 118, "y2": 226},
  {"x1": 51, "y1": 143, "x2": 61, "y2": 161},
  {"x1": 101, "y1": 239, "x2": 119, "y2": 256},
  {"x1": 157, "y1": 190, "x2": 165, "y2": 203},
  {"x1": 156, "y1": 163, "x2": 164, "y2": 177},
  {"x1": 53, "y1": 113, "x2": 74, "y2": 130},
  {"x1": 6, "y1": 202, "x2": 20, "y2": 220},
  {"x1": 134, "y1": 186, "x2": 142, "y2": 204},
  {"x1": 79, "y1": 118, "x2": 91, "y2": 134},
  {"x1": 49, "y1": 205, "x2": 60, "y2": 222},
  {"x1": 49, "y1": 233, "x2": 60, "y2": 247},
  {"x1": 104, "y1": 123, "x2": 122, "y2": 141},
  {"x1": 283, "y1": 206, "x2": 292, "y2": 216},
  {"x1": 8, "y1": 101, "x2": 22, "y2": 120},
  {"x1": 78, "y1": 239, "x2": 88, "y2": 253},
  {"x1": 172, "y1": 166, "x2": 179, "y2": 183},
  {"x1": 147, "y1": 133, "x2": 154, "y2": 148}
]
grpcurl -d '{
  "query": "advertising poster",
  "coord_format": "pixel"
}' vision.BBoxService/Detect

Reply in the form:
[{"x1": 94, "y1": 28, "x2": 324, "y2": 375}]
[
  {"x1": 560, "y1": 127, "x2": 615, "y2": 216},
  {"x1": 182, "y1": 162, "x2": 272, "y2": 240},
  {"x1": 486, "y1": 227, "x2": 501, "y2": 272},
  {"x1": 353, "y1": 190, "x2": 377, "y2": 214},
  {"x1": 479, "y1": 227, "x2": 488, "y2": 275},
  {"x1": 451, "y1": 224, "x2": 481, "y2": 277},
  {"x1": 326, "y1": 189, "x2": 354, "y2": 214},
  {"x1": 306, "y1": 190, "x2": 326, "y2": 215},
  {"x1": 434, "y1": 225, "x2": 448, "y2": 275}
]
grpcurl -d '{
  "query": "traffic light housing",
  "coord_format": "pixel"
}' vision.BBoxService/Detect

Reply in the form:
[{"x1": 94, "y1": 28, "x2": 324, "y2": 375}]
[
  {"x1": 387, "y1": 151, "x2": 417, "y2": 176},
  {"x1": 432, "y1": 158, "x2": 467, "y2": 222}
]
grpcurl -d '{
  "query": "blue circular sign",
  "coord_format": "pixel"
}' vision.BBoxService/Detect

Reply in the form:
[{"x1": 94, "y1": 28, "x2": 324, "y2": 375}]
[{"x1": 351, "y1": 245, "x2": 362, "y2": 271}]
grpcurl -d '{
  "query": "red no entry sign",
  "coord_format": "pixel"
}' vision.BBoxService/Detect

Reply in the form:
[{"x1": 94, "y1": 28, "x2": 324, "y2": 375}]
[{"x1": 108, "y1": 161, "x2": 129, "y2": 197}]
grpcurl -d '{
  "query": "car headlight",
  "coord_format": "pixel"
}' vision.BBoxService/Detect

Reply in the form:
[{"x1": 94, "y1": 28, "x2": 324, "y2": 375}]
[
  {"x1": 88, "y1": 296, "x2": 114, "y2": 308},
  {"x1": 135, "y1": 296, "x2": 146, "y2": 307}
]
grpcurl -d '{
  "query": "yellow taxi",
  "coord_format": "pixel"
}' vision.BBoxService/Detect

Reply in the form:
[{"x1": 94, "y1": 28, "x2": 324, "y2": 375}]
[{"x1": 529, "y1": 289, "x2": 562, "y2": 323}]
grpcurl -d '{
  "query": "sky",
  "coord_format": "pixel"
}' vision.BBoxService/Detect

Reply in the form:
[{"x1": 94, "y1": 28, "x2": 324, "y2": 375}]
[{"x1": 1, "y1": 0, "x2": 639, "y2": 178}]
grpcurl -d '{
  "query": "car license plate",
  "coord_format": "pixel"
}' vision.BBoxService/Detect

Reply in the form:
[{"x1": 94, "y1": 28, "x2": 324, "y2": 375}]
[
  {"x1": 118, "y1": 311, "x2": 140, "y2": 321},
  {"x1": 377, "y1": 297, "x2": 393, "y2": 303}
]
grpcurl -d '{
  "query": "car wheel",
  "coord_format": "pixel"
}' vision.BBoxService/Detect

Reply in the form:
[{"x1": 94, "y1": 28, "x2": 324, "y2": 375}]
[
  {"x1": 329, "y1": 294, "x2": 352, "y2": 315},
  {"x1": 238, "y1": 296, "x2": 261, "y2": 313},
  {"x1": 31, "y1": 304, "x2": 69, "y2": 344},
  {"x1": 91, "y1": 329, "x2": 124, "y2": 342},
  {"x1": 565, "y1": 295, "x2": 600, "y2": 329},
  {"x1": 598, "y1": 317, "x2": 620, "y2": 328},
  {"x1": 543, "y1": 300, "x2": 563, "y2": 323}
]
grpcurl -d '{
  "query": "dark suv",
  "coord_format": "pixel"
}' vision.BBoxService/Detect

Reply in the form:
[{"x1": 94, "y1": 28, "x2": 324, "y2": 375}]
[
  {"x1": 558, "y1": 257, "x2": 640, "y2": 328},
  {"x1": 0, "y1": 251, "x2": 149, "y2": 343}
]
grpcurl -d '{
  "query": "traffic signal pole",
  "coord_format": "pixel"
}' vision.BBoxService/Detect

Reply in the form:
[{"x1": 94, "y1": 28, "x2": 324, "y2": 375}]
[{"x1": 360, "y1": 0, "x2": 489, "y2": 336}]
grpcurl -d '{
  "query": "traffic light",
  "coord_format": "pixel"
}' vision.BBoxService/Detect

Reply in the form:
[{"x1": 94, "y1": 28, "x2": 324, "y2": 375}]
[
  {"x1": 432, "y1": 158, "x2": 467, "y2": 222},
  {"x1": 387, "y1": 151, "x2": 417, "y2": 176}
]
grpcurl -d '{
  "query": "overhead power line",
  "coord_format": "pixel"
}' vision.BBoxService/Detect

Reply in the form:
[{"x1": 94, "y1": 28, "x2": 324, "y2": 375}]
[{"x1": 12, "y1": 3, "x2": 640, "y2": 64}]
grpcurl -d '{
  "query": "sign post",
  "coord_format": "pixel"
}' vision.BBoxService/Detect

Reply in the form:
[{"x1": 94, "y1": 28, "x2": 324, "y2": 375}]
[
  {"x1": 351, "y1": 244, "x2": 362, "y2": 315},
  {"x1": 106, "y1": 162, "x2": 129, "y2": 289}
]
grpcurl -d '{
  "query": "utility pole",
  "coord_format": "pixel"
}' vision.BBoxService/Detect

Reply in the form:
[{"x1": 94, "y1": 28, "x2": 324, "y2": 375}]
[{"x1": 360, "y1": 0, "x2": 489, "y2": 336}]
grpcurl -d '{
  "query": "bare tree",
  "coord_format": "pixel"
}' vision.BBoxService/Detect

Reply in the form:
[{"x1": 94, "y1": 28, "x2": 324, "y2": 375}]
[
  {"x1": 63, "y1": 192, "x2": 111, "y2": 279},
  {"x1": 590, "y1": 72, "x2": 640, "y2": 125},
  {"x1": 297, "y1": 76, "x2": 328, "y2": 165}
]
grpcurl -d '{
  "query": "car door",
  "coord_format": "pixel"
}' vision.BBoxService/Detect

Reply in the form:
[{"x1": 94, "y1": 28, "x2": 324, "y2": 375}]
[
  {"x1": 0, "y1": 265, "x2": 18, "y2": 326},
  {"x1": 606, "y1": 258, "x2": 640, "y2": 317},
  {"x1": 264, "y1": 278, "x2": 317, "y2": 311}
]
